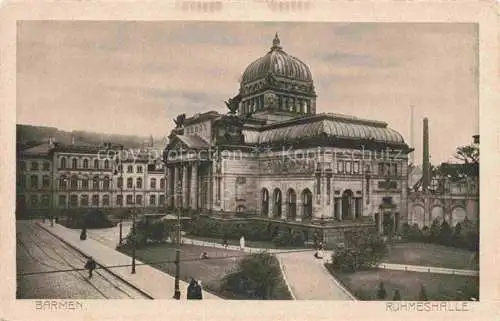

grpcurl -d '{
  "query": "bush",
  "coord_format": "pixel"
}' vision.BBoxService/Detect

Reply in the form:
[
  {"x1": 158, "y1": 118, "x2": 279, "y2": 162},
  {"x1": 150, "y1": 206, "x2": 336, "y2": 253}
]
[
  {"x1": 273, "y1": 229, "x2": 292, "y2": 247},
  {"x1": 376, "y1": 281, "x2": 387, "y2": 300},
  {"x1": 418, "y1": 284, "x2": 428, "y2": 301},
  {"x1": 221, "y1": 252, "x2": 290, "y2": 299},
  {"x1": 332, "y1": 230, "x2": 387, "y2": 273}
]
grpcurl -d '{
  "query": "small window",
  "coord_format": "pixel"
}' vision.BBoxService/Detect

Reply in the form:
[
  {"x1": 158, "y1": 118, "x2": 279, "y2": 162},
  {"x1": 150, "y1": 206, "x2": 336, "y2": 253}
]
[
  {"x1": 116, "y1": 195, "x2": 123, "y2": 206},
  {"x1": 159, "y1": 195, "x2": 165, "y2": 205},
  {"x1": 92, "y1": 176, "x2": 99, "y2": 189},
  {"x1": 127, "y1": 165, "x2": 133, "y2": 173},
  {"x1": 72, "y1": 158, "x2": 78, "y2": 169},
  {"x1": 126, "y1": 195, "x2": 133, "y2": 204},
  {"x1": 70, "y1": 195, "x2": 78, "y2": 207},
  {"x1": 137, "y1": 166, "x2": 143, "y2": 173},
  {"x1": 83, "y1": 159, "x2": 89, "y2": 169},
  {"x1": 353, "y1": 162, "x2": 360, "y2": 174},
  {"x1": 92, "y1": 194, "x2": 99, "y2": 206},
  {"x1": 117, "y1": 177, "x2": 123, "y2": 189},
  {"x1": 81, "y1": 195, "x2": 89, "y2": 206},
  {"x1": 41, "y1": 194, "x2": 50, "y2": 207},
  {"x1": 58, "y1": 195, "x2": 66, "y2": 207},
  {"x1": 150, "y1": 178, "x2": 157, "y2": 189},
  {"x1": 150, "y1": 195, "x2": 156, "y2": 205},
  {"x1": 94, "y1": 159, "x2": 99, "y2": 169},
  {"x1": 160, "y1": 178, "x2": 165, "y2": 189},
  {"x1": 337, "y1": 160, "x2": 344, "y2": 173},
  {"x1": 346, "y1": 161, "x2": 352, "y2": 173},
  {"x1": 71, "y1": 176, "x2": 78, "y2": 189},
  {"x1": 43, "y1": 162, "x2": 50, "y2": 171},
  {"x1": 127, "y1": 178, "x2": 133, "y2": 189},
  {"x1": 42, "y1": 175, "x2": 50, "y2": 188},
  {"x1": 30, "y1": 175, "x2": 38, "y2": 188},
  {"x1": 60, "y1": 157, "x2": 67, "y2": 169},
  {"x1": 31, "y1": 162, "x2": 39, "y2": 171},
  {"x1": 82, "y1": 178, "x2": 89, "y2": 189},
  {"x1": 104, "y1": 159, "x2": 110, "y2": 169},
  {"x1": 136, "y1": 177, "x2": 143, "y2": 189},
  {"x1": 103, "y1": 195, "x2": 110, "y2": 206},
  {"x1": 103, "y1": 177, "x2": 110, "y2": 190},
  {"x1": 236, "y1": 177, "x2": 246, "y2": 184},
  {"x1": 136, "y1": 195, "x2": 143, "y2": 205}
]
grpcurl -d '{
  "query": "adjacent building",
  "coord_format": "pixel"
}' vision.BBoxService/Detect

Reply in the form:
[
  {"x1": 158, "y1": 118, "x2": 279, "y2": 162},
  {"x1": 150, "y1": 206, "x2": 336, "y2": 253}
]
[{"x1": 16, "y1": 139, "x2": 166, "y2": 218}]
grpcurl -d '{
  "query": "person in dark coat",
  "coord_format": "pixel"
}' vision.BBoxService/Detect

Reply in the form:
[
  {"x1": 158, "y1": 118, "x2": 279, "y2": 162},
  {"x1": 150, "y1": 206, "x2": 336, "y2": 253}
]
[
  {"x1": 187, "y1": 278, "x2": 203, "y2": 300},
  {"x1": 222, "y1": 233, "x2": 228, "y2": 249},
  {"x1": 84, "y1": 256, "x2": 97, "y2": 279}
]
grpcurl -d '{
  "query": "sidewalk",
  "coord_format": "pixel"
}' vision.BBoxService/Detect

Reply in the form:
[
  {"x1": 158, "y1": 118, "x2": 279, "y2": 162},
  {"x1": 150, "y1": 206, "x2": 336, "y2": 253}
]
[{"x1": 37, "y1": 221, "x2": 221, "y2": 300}]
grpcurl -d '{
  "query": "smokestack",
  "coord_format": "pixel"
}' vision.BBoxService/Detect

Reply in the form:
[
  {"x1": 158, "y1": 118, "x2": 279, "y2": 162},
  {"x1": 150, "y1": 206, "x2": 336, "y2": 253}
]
[
  {"x1": 422, "y1": 117, "x2": 430, "y2": 192},
  {"x1": 410, "y1": 105, "x2": 415, "y2": 165}
]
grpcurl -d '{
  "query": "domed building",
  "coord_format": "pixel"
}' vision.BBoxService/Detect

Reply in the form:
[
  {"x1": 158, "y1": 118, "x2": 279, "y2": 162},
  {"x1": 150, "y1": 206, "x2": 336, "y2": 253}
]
[{"x1": 165, "y1": 34, "x2": 413, "y2": 245}]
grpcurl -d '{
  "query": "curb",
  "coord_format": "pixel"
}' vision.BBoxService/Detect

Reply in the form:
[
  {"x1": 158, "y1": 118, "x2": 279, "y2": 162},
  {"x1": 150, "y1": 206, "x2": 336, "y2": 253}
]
[
  {"x1": 320, "y1": 263, "x2": 357, "y2": 301},
  {"x1": 36, "y1": 222, "x2": 154, "y2": 300},
  {"x1": 275, "y1": 254, "x2": 296, "y2": 300}
]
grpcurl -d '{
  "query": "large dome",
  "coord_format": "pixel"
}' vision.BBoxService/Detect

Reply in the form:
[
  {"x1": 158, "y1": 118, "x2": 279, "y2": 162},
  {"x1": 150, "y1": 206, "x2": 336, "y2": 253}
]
[{"x1": 241, "y1": 34, "x2": 313, "y2": 85}]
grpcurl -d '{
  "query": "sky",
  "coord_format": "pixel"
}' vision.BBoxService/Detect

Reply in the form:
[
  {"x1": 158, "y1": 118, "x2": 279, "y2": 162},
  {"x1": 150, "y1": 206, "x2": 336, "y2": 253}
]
[{"x1": 16, "y1": 21, "x2": 478, "y2": 165}]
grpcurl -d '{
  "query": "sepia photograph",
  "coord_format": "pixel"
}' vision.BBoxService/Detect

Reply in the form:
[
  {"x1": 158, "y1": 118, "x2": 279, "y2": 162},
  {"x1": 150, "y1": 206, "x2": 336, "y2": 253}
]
[{"x1": 13, "y1": 20, "x2": 481, "y2": 304}]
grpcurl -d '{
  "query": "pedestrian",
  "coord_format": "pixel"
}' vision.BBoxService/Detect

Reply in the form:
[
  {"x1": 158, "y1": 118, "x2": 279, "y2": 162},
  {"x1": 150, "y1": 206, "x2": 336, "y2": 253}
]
[
  {"x1": 187, "y1": 278, "x2": 199, "y2": 300},
  {"x1": 240, "y1": 235, "x2": 245, "y2": 251},
  {"x1": 84, "y1": 256, "x2": 97, "y2": 279},
  {"x1": 222, "y1": 233, "x2": 228, "y2": 249},
  {"x1": 200, "y1": 251, "x2": 209, "y2": 259}
]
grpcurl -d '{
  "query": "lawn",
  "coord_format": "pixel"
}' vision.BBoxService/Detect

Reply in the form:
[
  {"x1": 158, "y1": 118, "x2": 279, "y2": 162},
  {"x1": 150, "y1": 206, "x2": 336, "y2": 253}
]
[
  {"x1": 383, "y1": 242, "x2": 478, "y2": 270},
  {"x1": 119, "y1": 243, "x2": 292, "y2": 299},
  {"x1": 329, "y1": 267, "x2": 479, "y2": 301}
]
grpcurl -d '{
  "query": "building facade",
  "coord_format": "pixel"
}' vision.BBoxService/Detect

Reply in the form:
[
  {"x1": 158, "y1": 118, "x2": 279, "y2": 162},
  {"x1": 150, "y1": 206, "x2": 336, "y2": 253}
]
[
  {"x1": 164, "y1": 35, "x2": 412, "y2": 244},
  {"x1": 16, "y1": 140, "x2": 166, "y2": 218}
]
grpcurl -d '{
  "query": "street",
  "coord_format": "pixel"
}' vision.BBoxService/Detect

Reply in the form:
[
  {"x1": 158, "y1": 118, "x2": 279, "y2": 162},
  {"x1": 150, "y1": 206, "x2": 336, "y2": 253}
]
[{"x1": 16, "y1": 221, "x2": 148, "y2": 299}]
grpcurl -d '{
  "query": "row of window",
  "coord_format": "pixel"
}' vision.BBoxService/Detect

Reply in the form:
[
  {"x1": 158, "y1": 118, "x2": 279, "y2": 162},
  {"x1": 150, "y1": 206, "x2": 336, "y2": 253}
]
[
  {"x1": 240, "y1": 95, "x2": 312, "y2": 115},
  {"x1": 18, "y1": 175, "x2": 165, "y2": 190},
  {"x1": 19, "y1": 161, "x2": 50, "y2": 172},
  {"x1": 24, "y1": 194, "x2": 165, "y2": 207}
]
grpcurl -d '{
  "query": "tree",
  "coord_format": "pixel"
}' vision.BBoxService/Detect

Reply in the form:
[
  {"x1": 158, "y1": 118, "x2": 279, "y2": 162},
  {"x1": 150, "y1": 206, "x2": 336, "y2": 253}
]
[
  {"x1": 393, "y1": 289, "x2": 401, "y2": 301},
  {"x1": 418, "y1": 284, "x2": 428, "y2": 301},
  {"x1": 221, "y1": 252, "x2": 283, "y2": 299},
  {"x1": 377, "y1": 281, "x2": 387, "y2": 300}
]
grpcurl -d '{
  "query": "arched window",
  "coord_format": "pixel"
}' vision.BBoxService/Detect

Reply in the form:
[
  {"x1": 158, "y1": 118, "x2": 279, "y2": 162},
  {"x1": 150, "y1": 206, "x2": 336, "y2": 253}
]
[
  {"x1": 117, "y1": 177, "x2": 123, "y2": 189},
  {"x1": 42, "y1": 175, "x2": 50, "y2": 188},
  {"x1": 127, "y1": 178, "x2": 133, "y2": 189},
  {"x1": 136, "y1": 195, "x2": 143, "y2": 205},
  {"x1": 30, "y1": 175, "x2": 38, "y2": 188},
  {"x1": 82, "y1": 177, "x2": 89, "y2": 189},
  {"x1": 150, "y1": 195, "x2": 156, "y2": 205},
  {"x1": 71, "y1": 158, "x2": 78, "y2": 169},
  {"x1": 160, "y1": 178, "x2": 165, "y2": 189},
  {"x1": 104, "y1": 159, "x2": 110, "y2": 169},
  {"x1": 150, "y1": 178, "x2": 157, "y2": 189},
  {"x1": 136, "y1": 177, "x2": 143, "y2": 189},
  {"x1": 94, "y1": 159, "x2": 99, "y2": 169},
  {"x1": 60, "y1": 157, "x2": 66, "y2": 169},
  {"x1": 103, "y1": 176, "x2": 110, "y2": 190},
  {"x1": 83, "y1": 159, "x2": 89, "y2": 169},
  {"x1": 92, "y1": 176, "x2": 99, "y2": 189},
  {"x1": 70, "y1": 175, "x2": 78, "y2": 189}
]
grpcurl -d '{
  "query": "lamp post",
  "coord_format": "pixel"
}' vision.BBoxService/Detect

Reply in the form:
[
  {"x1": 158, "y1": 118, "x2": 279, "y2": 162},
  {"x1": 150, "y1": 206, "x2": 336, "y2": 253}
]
[
  {"x1": 131, "y1": 185, "x2": 137, "y2": 274},
  {"x1": 173, "y1": 180, "x2": 182, "y2": 300}
]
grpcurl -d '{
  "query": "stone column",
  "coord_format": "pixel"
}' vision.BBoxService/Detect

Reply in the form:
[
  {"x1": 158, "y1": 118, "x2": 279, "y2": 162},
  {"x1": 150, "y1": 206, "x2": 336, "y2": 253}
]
[
  {"x1": 173, "y1": 166, "x2": 179, "y2": 209},
  {"x1": 281, "y1": 199, "x2": 287, "y2": 220},
  {"x1": 191, "y1": 163, "x2": 198, "y2": 210},
  {"x1": 295, "y1": 198, "x2": 302, "y2": 222},
  {"x1": 183, "y1": 165, "x2": 189, "y2": 209},
  {"x1": 350, "y1": 198, "x2": 355, "y2": 219},
  {"x1": 269, "y1": 196, "x2": 274, "y2": 219},
  {"x1": 338, "y1": 199, "x2": 343, "y2": 221},
  {"x1": 166, "y1": 167, "x2": 172, "y2": 208}
]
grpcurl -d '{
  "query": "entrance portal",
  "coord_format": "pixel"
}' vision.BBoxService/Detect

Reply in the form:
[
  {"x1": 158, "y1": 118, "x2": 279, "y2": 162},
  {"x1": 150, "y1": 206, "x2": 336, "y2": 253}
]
[
  {"x1": 301, "y1": 188, "x2": 312, "y2": 220},
  {"x1": 272, "y1": 188, "x2": 282, "y2": 218},
  {"x1": 261, "y1": 188, "x2": 269, "y2": 216},
  {"x1": 341, "y1": 190, "x2": 353, "y2": 220}
]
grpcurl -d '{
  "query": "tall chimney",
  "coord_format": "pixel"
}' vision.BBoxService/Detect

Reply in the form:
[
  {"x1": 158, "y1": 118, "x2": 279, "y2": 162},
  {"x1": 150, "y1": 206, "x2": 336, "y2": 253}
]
[{"x1": 422, "y1": 117, "x2": 430, "y2": 192}]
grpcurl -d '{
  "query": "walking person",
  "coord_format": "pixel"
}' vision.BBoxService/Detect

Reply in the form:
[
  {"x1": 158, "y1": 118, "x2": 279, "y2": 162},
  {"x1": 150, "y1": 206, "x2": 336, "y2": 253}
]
[
  {"x1": 84, "y1": 256, "x2": 97, "y2": 279},
  {"x1": 187, "y1": 278, "x2": 202, "y2": 300},
  {"x1": 222, "y1": 233, "x2": 228, "y2": 249},
  {"x1": 239, "y1": 235, "x2": 245, "y2": 251}
]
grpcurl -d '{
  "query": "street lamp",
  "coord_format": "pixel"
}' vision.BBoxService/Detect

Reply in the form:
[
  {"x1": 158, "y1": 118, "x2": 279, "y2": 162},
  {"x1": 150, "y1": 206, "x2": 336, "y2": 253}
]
[
  {"x1": 131, "y1": 185, "x2": 137, "y2": 274},
  {"x1": 173, "y1": 180, "x2": 182, "y2": 300}
]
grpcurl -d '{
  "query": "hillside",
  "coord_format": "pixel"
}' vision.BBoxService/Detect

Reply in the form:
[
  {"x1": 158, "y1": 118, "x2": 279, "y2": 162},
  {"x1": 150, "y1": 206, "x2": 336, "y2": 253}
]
[{"x1": 16, "y1": 124, "x2": 166, "y2": 150}]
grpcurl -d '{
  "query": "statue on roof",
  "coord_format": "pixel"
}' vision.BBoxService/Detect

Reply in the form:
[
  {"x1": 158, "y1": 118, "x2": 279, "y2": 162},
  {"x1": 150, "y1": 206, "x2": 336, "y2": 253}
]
[
  {"x1": 225, "y1": 95, "x2": 241, "y2": 114},
  {"x1": 173, "y1": 113, "x2": 186, "y2": 128}
]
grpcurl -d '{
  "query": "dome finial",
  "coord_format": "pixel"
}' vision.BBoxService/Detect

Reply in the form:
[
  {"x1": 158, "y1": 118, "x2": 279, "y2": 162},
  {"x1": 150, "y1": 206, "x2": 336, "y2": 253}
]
[{"x1": 271, "y1": 33, "x2": 281, "y2": 50}]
